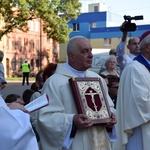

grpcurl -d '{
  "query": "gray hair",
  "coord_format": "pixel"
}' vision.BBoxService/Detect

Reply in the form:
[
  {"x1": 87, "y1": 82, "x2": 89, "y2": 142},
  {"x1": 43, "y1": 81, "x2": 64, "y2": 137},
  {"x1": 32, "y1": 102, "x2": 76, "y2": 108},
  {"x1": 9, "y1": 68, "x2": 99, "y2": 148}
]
[
  {"x1": 105, "y1": 55, "x2": 117, "y2": 67},
  {"x1": 139, "y1": 34, "x2": 150, "y2": 51},
  {"x1": 66, "y1": 36, "x2": 88, "y2": 54}
]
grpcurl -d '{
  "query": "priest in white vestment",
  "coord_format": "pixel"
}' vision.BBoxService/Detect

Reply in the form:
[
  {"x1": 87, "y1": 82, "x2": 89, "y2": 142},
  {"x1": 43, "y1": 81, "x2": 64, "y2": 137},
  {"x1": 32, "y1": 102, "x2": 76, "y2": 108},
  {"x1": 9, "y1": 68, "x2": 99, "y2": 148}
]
[
  {"x1": 37, "y1": 36, "x2": 117, "y2": 150},
  {"x1": 112, "y1": 31, "x2": 150, "y2": 150},
  {"x1": 0, "y1": 96, "x2": 39, "y2": 150}
]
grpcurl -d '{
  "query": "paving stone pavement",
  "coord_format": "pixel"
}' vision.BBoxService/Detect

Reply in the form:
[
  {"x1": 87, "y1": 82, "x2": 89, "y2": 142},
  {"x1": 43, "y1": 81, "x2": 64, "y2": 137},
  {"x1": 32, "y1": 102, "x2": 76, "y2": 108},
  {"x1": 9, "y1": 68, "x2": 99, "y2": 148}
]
[{"x1": 1, "y1": 80, "x2": 34, "y2": 100}]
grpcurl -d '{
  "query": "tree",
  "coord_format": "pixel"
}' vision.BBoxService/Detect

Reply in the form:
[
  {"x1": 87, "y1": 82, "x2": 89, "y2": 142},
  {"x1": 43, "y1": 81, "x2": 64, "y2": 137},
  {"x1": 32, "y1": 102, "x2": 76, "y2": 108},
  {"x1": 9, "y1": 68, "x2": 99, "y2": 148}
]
[{"x1": 0, "y1": 0, "x2": 81, "y2": 43}]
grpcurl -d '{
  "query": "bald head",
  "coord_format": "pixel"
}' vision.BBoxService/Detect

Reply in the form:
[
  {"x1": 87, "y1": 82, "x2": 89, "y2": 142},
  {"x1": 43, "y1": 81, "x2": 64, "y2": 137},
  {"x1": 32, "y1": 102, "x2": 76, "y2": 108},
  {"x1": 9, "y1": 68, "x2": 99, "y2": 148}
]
[{"x1": 109, "y1": 49, "x2": 116, "y2": 56}]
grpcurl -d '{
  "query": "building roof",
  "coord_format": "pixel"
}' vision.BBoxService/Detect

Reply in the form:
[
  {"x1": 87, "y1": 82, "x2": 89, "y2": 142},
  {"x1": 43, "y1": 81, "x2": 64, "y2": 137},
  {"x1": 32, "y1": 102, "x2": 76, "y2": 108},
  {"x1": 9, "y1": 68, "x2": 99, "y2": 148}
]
[{"x1": 68, "y1": 11, "x2": 107, "y2": 23}]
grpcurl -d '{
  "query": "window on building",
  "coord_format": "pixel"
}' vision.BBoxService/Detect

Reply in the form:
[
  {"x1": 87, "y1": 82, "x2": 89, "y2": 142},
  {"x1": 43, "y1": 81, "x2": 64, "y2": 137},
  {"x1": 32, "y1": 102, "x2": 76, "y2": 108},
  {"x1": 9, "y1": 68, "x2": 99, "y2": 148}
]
[
  {"x1": 12, "y1": 38, "x2": 16, "y2": 50},
  {"x1": 24, "y1": 38, "x2": 28, "y2": 46},
  {"x1": 0, "y1": 18, "x2": 3, "y2": 28},
  {"x1": 35, "y1": 21, "x2": 39, "y2": 32},
  {"x1": 104, "y1": 38, "x2": 112, "y2": 46},
  {"x1": 94, "y1": 6, "x2": 99, "y2": 12},
  {"x1": 89, "y1": 22, "x2": 97, "y2": 30},
  {"x1": 53, "y1": 42, "x2": 57, "y2": 53},
  {"x1": 90, "y1": 22, "x2": 97, "y2": 28},
  {"x1": 31, "y1": 59, "x2": 34, "y2": 70},
  {"x1": 29, "y1": 39, "x2": 34, "y2": 51},
  {"x1": 11, "y1": 58, "x2": 16, "y2": 71},
  {"x1": 18, "y1": 37, "x2": 22, "y2": 52},
  {"x1": 47, "y1": 36, "x2": 50, "y2": 43},
  {"x1": 73, "y1": 23, "x2": 79, "y2": 31},
  {"x1": 36, "y1": 59, "x2": 39, "y2": 68},
  {"x1": 18, "y1": 58, "x2": 22, "y2": 71},
  {"x1": 7, "y1": 37, "x2": 9, "y2": 50},
  {"x1": 29, "y1": 20, "x2": 34, "y2": 31},
  {"x1": 36, "y1": 40, "x2": 40, "y2": 51},
  {"x1": 46, "y1": 49, "x2": 50, "y2": 59}
]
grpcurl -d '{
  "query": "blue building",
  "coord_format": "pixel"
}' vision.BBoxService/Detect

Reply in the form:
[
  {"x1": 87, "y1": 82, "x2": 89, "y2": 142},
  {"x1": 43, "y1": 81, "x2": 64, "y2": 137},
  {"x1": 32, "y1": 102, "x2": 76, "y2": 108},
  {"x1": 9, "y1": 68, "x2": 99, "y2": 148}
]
[{"x1": 59, "y1": 11, "x2": 150, "y2": 62}]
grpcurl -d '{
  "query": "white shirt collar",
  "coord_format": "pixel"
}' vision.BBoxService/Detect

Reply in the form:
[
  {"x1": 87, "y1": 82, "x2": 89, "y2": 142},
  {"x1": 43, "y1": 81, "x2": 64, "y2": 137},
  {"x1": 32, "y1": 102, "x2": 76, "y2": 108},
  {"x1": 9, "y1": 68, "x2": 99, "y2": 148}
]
[
  {"x1": 128, "y1": 53, "x2": 136, "y2": 59},
  {"x1": 64, "y1": 62, "x2": 86, "y2": 77}
]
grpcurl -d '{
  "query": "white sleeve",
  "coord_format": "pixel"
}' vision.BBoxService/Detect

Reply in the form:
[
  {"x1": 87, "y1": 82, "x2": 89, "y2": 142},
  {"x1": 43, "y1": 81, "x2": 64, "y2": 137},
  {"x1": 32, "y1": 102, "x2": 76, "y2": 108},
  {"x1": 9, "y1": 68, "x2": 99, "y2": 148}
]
[
  {"x1": 107, "y1": 125, "x2": 118, "y2": 142},
  {"x1": 116, "y1": 41, "x2": 128, "y2": 73},
  {"x1": 30, "y1": 92, "x2": 41, "y2": 128},
  {"x1": 0, "y1": 96, "x2": 38, "y2": 150},
  {"x1": 116, "y1": 41, "x2": 126, "y2": 56},
  {"x1": 63, "y1": 123, "x2": 74, "y2": 149}
]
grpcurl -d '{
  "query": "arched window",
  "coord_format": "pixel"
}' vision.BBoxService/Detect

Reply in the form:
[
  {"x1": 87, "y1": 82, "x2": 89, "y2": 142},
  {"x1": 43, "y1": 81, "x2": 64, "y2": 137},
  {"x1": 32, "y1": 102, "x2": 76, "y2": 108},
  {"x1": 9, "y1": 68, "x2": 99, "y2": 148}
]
[{"x1": 11, "y1": 58, "x2": 16, "y2": 71}]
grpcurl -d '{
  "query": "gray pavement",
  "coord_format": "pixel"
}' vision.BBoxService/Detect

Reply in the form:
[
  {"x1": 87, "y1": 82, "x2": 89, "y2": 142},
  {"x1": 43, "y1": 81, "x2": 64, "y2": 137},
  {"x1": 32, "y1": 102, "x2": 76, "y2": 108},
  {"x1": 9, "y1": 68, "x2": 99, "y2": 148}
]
[{"x1": 1, "y1": 81, "x2": 34, "y2": 100}]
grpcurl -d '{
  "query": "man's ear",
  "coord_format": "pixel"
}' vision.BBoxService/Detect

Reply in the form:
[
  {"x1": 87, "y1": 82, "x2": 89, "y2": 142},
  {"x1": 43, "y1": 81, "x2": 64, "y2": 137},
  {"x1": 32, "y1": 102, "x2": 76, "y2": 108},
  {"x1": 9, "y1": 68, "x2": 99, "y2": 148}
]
[
  {"x1": 145, "y1": 43, "x2": 150, "y2": 51},
  {"x1": 127, "y1": 44, "x2": 130, "y2": 50},
  {"x1": 145, "y1": 43, "x2": 150, "y2": 48},
  {"x1": 68, "y1": 53, "x2": 75, "y2": 61}
]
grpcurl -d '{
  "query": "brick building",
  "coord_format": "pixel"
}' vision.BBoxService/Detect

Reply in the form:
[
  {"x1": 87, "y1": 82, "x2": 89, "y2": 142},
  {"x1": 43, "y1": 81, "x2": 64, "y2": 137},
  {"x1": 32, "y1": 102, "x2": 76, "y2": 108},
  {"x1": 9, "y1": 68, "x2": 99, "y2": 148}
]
[{"x1": 0, "y1": 19, "x2": 59, "y2": 77}]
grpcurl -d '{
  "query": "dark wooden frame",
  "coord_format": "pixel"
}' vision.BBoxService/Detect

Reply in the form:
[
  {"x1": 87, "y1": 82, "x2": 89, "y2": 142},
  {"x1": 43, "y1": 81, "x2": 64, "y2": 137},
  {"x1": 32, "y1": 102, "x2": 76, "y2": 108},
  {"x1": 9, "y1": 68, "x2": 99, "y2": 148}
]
[{"x1": 69, "y1": 77, "x2": 112, "y2": 125}]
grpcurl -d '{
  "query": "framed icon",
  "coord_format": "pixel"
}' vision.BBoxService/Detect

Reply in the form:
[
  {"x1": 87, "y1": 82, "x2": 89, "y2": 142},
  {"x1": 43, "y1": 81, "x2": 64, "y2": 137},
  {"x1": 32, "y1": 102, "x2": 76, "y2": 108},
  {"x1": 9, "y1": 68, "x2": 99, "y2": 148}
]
[{"x1": 69, "y1": 77, "x2": 112, "y2": 125}]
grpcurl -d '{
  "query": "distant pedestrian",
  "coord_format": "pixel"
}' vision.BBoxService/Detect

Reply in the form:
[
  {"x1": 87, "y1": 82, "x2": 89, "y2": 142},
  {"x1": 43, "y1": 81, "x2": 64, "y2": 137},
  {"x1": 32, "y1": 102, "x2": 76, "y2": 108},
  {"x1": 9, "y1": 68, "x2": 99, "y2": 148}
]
[
  {"x1": 109, "y1": 48, "x2": 117, "y2": 56},
  {"x1": 0, "y1": 50, "x2": 4, "y2": 78},
  {"x1": 20, "y1": 59, "x2": 30, "y2": 85},
  {"x1": 0, "y1": 50, "x2": 6, "y2": 97}
]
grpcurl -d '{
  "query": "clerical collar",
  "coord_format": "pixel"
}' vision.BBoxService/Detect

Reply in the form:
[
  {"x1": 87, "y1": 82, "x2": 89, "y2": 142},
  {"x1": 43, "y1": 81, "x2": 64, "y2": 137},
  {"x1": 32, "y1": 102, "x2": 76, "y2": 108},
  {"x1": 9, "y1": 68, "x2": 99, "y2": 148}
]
[
  {"x1": 64, "y1": 62, "x2": 86, "y2": 77},
  {"x1": 134, "y1": 53, "x2": 150, "y2": 71}
]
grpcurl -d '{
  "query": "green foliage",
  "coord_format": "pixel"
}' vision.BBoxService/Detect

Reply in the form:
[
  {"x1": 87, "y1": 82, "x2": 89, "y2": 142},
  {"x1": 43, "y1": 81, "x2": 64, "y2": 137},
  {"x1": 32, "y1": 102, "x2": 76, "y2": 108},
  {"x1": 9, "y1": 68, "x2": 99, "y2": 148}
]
[{"x1": 0, "y1": 0, "x2": 81, "y2": 43}]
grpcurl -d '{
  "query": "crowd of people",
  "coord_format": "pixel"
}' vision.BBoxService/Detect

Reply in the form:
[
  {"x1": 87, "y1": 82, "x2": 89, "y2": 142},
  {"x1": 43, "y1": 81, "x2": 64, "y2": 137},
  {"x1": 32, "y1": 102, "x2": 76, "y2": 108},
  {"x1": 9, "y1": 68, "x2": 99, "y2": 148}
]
[{"x1": 1, "y1": 20, "x2": 150, "y2": 150}]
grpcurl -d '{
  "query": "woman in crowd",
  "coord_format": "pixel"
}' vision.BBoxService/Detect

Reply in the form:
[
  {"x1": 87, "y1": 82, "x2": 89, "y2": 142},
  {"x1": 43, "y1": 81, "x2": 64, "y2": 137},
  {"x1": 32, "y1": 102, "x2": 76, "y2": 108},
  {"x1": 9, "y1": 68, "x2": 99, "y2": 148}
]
[{"x1": 100, "y1": 55, "x2": 120, "y2": 108}]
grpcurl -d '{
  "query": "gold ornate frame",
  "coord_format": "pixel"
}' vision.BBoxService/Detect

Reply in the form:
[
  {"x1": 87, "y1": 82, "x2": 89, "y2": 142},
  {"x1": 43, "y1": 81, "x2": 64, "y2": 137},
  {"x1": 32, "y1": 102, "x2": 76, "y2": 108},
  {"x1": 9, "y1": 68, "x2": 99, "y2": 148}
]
[{"x1": 69, "y1": 77, "x2": 112, "y2": 125}]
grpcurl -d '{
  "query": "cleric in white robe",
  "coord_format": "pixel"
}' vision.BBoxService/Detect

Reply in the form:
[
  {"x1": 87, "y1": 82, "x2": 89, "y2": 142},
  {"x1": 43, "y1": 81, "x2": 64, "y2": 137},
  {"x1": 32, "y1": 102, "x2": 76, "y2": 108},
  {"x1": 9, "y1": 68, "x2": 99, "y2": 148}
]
[
  {"x1": 37, "y1": 36, "x2": 117, "y2": 150},
  {"x1": 0, "y1": 96, "x2": 39, "y2": 150},
  {"x1": 112, "y1": 31, "x2": 150, "y2": 150}
]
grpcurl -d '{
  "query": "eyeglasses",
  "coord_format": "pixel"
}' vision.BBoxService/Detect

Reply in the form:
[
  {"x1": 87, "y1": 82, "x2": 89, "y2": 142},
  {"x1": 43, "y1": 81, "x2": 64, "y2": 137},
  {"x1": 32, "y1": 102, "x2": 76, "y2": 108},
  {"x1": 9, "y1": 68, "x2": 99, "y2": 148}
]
[{"x1": 110, "y1": 52, "x2": 117, "y2": 55}]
